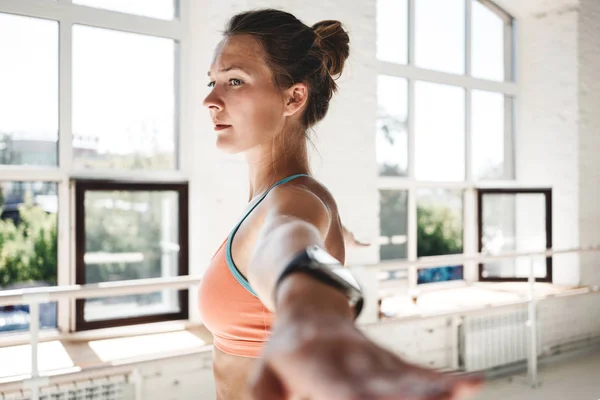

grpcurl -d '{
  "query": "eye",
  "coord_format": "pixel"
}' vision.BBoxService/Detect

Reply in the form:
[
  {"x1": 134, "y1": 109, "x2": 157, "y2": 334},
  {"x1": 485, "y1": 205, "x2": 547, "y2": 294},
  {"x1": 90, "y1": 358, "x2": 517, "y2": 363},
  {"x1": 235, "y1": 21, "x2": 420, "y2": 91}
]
[{"x1": 229, "y1": 78, "x2": 244, "y2": 86}]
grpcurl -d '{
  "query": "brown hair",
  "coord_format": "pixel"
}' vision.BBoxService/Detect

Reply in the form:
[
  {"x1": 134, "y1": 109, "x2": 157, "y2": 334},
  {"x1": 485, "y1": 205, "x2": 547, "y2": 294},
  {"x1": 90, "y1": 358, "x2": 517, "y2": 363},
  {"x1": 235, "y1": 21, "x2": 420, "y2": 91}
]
[{"x1": 223, "y1": 9, "x2": 350, "y2": 130}]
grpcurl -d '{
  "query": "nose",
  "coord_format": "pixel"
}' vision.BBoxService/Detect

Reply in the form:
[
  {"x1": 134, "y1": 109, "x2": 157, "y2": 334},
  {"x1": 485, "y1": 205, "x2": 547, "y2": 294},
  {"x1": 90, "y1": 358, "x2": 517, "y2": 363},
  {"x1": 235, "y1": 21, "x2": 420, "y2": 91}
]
[{"x1": 202, "y1": 88, "x2": 223, "y2": 111}]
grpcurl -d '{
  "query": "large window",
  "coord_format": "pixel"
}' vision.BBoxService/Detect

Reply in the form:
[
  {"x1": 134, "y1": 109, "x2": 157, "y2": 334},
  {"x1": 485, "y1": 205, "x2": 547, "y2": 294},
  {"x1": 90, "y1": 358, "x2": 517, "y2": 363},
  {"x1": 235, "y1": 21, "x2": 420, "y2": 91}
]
[
  {"x1": 0, "y1": 1, "x2": 187, "y2": 333},
  {"x1": 377, "y1": 0, "x2": 518, "y2": 284}
]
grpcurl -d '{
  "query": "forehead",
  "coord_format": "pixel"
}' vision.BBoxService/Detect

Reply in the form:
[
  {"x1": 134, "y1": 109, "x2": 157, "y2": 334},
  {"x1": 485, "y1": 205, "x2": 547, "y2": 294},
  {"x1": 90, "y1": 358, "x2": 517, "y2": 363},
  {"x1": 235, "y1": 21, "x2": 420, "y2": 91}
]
[{"x1": 209, "y1": 34, "x2": 269, "y2": 74}]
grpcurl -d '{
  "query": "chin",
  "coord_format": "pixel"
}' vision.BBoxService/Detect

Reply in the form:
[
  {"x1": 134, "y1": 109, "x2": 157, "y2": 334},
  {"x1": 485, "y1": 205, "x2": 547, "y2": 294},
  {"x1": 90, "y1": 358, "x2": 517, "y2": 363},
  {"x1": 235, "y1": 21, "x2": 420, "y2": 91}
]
[{"x1": 215, "y1": 135, "x2": 245, "y2": 154}]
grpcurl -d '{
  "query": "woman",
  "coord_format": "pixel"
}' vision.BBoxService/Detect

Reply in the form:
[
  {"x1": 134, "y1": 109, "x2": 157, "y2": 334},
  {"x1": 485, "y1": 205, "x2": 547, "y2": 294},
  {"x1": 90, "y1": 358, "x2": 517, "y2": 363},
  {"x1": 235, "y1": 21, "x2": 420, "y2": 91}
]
[{"x1": 197, "y1": 9, "x2": 482, "y2": 400}]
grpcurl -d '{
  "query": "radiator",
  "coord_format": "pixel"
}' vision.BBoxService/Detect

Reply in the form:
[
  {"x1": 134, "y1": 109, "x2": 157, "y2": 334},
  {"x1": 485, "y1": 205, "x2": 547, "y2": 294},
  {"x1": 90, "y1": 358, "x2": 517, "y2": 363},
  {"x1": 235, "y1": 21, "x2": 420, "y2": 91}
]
[
  {"x1": 460, "y1": 307, "x2": 541, "y2": 371},
  {"x1": 1, "y1": 375, "x2": 134, "y2": 400}
]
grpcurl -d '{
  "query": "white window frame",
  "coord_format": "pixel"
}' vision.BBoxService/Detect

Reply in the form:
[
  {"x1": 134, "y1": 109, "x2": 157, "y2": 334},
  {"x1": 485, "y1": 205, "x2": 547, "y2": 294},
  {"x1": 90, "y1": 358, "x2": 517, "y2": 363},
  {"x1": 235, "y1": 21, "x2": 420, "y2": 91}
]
[
  {"x1": 377, "y1": 0, "x2": 518, "y2": 283},
  {"x1": 0, "y1": 0, "x2": 192, "y2": 334}
]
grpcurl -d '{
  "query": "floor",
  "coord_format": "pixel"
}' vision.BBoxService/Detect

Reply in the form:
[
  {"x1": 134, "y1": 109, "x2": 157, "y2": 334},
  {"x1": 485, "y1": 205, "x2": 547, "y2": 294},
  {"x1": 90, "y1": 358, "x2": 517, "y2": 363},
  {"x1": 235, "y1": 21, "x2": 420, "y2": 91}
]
[{"x1": 475, "y1": 350, "x2": 600, "y2": 400}]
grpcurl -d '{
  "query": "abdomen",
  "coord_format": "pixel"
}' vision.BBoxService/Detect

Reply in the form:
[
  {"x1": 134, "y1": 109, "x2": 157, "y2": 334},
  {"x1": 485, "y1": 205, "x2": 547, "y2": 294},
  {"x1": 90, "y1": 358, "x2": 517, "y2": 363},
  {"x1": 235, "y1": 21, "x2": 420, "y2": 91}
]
[{"x1": 212, "y1": 346, "x2": 257, "y2": 400}]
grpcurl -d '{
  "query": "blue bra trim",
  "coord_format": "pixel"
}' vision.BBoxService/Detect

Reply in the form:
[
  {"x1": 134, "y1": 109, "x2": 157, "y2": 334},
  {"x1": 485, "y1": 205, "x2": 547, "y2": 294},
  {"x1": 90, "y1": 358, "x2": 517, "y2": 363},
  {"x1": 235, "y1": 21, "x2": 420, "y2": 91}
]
[{"x1": 225, "y1": 174, "x2": 309, "y2": 297}]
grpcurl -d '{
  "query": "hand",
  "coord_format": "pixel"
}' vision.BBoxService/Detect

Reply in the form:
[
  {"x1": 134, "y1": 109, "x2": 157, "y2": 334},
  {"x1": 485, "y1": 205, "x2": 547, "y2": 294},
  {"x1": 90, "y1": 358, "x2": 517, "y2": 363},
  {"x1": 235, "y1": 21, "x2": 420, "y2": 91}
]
[
  {"x1": 342, "y1": 224, "x2": 370, "y2": 248},
  {"x1": 247, "y1": 313, "x2": 482, "y2": 400}
]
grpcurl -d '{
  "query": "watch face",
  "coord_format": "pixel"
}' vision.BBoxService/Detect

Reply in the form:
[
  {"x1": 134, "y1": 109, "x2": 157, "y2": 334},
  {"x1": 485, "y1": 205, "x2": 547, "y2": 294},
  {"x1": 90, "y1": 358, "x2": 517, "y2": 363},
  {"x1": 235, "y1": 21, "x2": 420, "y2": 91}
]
[
  {"x1": 306, "y1": 245, "x2": 341, "y2": 265},
  {"x1": 307, "y1": 245, "x2": 361, "y2": 292},
  {"x1": 331, "y1": 267, "x2": 362, "y2": 292}
]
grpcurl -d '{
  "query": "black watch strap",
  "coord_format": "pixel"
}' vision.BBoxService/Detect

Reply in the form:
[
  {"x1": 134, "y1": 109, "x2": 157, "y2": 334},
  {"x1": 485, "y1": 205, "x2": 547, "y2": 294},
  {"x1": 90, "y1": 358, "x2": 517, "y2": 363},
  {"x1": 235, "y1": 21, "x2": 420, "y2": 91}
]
[{"x1": 273, "y1": 247, "x2": 364, "y2": 319}]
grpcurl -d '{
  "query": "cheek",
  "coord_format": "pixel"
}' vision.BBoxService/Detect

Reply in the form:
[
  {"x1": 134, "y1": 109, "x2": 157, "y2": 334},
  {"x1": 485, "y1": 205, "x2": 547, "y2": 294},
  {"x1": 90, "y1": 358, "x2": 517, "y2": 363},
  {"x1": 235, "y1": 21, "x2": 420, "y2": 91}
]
[{"x1": 235, "y1": 89, "x2": 283, "y2": 139}]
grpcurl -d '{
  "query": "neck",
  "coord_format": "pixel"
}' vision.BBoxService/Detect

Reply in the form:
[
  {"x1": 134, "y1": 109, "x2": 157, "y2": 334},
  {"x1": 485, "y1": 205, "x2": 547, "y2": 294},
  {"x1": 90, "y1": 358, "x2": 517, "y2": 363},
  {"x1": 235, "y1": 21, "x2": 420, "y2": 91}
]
[{"x1": 244, "y1": 136, "x2": 310, "y2": 201}]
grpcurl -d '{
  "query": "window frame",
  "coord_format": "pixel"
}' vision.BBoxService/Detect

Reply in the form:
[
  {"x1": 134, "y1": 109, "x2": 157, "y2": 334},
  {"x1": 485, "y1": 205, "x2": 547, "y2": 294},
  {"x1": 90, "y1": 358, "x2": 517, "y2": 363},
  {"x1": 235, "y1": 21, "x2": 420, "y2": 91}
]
[
  {"x1": 477, "y1": 188, "x2": 553, "y2": 283},
  {"x1": 376, "y1": 0, "x2": 518, "y2": 284},
  {"x1": 74, "y1": 180, "x2": 189, "y2": 331},
  {"x1": 0, "y1": 0, "x2": 190, "y2": 334}
]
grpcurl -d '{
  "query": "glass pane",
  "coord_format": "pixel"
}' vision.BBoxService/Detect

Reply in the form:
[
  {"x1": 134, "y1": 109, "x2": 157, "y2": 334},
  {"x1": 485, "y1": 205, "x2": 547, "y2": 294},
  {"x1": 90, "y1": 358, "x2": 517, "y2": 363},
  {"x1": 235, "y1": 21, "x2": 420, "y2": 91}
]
[
  {"x1": 377, "y1": 0, "x2": 408, "y2": 63},
  {"x1": 417, "y1": 188, "x2": 463, "y2": 283},
  {"x1": 472, "y1": 90, "x2": 513, "y2": 180},
  {"x1": 481, "y1": 193, "x2": 548, "y2": 279},
  {"x1": 415, "y1": 0, "x2": 465, "y2": 74},
  {"x1": 418, "y1": 265, "x2": 464, "y2": 284},
  {"x1": 415, "y1": 82, "x2": 465, "y2": 181},
  {"x1": 0, "y1": 182, "x2": 58, "y2": 333},
  {"x1": 472, "y1": 0, "x2": 506, "y2": 81},
  {"x1": 379, "y1": 190, "x2": 408, "y2": 261},
  {"x1": 417, "y1": 188, "x2": 463, "y2": 256},
  {"x1": 74, "y1": 0, "x2": 175, "y2": 20},
  {"x1": 0, "y1": 14, "x2": 58, "y2": 166},
  {"x1": 73, "y1": 25, "x2": 176, "y2": 171},
  {"x1": 84, "y1": 190, "x2": 180, "y2": 322},
  {"x1": 377, "y1": 76, "x2": 408, "y2": 177}
]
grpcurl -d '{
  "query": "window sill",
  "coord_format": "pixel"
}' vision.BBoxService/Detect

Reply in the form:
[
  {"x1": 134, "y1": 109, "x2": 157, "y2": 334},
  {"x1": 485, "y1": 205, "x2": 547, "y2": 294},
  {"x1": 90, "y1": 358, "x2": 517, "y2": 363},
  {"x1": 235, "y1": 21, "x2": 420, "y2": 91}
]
[
  {"x1": 0, "y1": 321, "x2": 213, "y2": 384},
  {"x1": 378, "y1": 281, "x2": 591, "y2": 320},
  {"x1": 63, "y1": 319, "x2": 204, "y2": 342},
  {"x1": 0, "y1": 319, "x2": 203, "y2": 348}
]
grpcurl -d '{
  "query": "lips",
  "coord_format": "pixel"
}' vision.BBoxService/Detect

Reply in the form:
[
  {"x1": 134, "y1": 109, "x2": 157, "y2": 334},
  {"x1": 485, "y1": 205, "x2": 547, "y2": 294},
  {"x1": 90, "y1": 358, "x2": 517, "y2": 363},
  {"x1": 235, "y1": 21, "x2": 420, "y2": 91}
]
[{"x1": 212, "y1": 118, "x2": 231, "y2": 131}]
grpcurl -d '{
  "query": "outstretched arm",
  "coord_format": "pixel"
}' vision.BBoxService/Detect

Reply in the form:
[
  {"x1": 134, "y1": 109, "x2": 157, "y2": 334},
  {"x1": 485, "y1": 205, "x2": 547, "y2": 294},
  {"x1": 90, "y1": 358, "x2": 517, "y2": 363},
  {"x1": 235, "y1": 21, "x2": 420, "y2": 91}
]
[
  {"x1": 245, "y1": 185, "x2": 481, "y2": 400},
  {"x1": 342, "y1": 223, "x2": 370, "y2": 247}
]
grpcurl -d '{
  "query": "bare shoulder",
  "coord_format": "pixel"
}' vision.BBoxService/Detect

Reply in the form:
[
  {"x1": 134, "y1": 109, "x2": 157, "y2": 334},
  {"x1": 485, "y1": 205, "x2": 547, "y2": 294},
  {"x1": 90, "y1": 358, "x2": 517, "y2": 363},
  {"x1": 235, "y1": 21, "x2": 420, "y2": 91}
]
[
  {"x1": 267, "y1": 175, "x2": 339, "y2": 218},
  {"x1": 265, "y1": 175, "x2": 345, "y2": 261}
]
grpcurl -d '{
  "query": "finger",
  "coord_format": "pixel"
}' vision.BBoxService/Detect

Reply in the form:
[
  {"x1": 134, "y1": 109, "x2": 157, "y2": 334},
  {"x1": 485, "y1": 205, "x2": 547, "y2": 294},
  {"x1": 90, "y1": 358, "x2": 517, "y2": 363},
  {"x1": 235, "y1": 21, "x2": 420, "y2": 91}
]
[
  {"x1": 423, "y1": 373, "x2": 482, "y2": 400},
  {"x1": 246, "y1": 362, "x2": 287, "y2": 400},
  {"x1": 368, "y1": 368, "x2": 477, "y2": 400},
  {"x1": 450, "y1": 377, "x2": 483, "y2": 399}
]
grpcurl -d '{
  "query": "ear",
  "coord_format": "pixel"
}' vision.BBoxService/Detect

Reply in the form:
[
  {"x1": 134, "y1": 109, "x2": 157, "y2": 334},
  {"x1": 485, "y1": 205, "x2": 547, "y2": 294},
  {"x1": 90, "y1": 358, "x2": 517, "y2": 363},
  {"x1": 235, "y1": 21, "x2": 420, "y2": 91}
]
[{"x1": 282, "y1": 83, "x2": 308, "y2": 118}]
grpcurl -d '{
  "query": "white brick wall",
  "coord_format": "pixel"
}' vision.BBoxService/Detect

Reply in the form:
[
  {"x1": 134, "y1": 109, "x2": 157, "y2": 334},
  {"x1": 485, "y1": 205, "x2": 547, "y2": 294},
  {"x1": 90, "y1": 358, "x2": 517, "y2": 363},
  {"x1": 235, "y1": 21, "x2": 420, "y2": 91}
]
[
  {"x1": 516, "y1": 8, "x2": 580, "y2": 284},
  {"x1": 514, "y1": 0, "x2": 600, "y2": 286},
  {"x1": 496, "y1": 0, "x2": 579, "y2": 18},
  {"x1": 578, "y1": 0, "x2": 600, "y2": 286}
]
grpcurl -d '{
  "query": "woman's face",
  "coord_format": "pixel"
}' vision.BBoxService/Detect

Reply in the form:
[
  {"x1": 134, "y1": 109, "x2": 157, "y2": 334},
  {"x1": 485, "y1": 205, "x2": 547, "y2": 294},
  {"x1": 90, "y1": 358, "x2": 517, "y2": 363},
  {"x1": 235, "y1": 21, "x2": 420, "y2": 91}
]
[{"x1": 203, "y1": 34, "x2": 288, "y2": 154}]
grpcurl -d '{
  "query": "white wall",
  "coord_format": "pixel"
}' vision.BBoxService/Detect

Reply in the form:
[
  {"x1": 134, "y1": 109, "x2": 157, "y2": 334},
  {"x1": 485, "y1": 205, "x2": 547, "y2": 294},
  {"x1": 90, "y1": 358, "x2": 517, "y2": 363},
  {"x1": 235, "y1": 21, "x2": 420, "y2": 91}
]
[
  {"x1": 516, "y1": 8, "x2": 580, "y2": 285},
  {"x1": 513, "y1": 0, "x2": 600, "y2": 286},
  {"x1": 578, "y1": 0, "x2": 600, "y2": 287},
  {"x1": 496, "y1": 0, "x2": 579, "y2": 19},
  {"x1": 139, "y1": 352, "x2": 216, "y2": 400}
]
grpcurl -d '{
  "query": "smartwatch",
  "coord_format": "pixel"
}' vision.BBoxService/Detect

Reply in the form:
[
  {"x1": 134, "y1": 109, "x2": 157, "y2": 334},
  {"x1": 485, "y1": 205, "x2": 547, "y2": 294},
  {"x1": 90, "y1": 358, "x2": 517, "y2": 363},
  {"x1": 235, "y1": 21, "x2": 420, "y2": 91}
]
[{"x1": 273, "y1": 245, "x2": 364, "y2": 319}]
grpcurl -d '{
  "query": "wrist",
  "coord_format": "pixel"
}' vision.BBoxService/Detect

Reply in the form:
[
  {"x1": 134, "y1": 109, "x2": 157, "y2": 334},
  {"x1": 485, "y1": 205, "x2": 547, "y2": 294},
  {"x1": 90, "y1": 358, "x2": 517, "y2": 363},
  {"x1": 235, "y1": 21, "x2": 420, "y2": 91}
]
[{"x1": 275, "y1": 273, "x2": 354, "y2": 323}]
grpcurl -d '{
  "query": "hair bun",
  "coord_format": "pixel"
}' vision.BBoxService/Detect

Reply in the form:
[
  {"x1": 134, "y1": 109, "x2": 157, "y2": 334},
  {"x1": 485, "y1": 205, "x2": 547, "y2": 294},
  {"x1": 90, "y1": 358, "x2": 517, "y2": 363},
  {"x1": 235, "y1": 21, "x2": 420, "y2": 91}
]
[{"x1": 312, "y1": 20, "x2": 350, "y2": 77}]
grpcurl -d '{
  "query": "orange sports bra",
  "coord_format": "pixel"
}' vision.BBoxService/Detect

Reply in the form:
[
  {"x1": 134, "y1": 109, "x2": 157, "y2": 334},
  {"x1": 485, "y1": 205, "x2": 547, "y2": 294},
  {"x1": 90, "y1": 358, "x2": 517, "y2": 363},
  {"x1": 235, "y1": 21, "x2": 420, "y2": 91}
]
[{"x1": 197, "y1": 174, "x2": 308, "y2": 358}]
